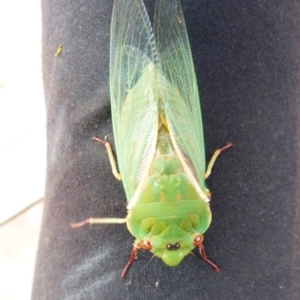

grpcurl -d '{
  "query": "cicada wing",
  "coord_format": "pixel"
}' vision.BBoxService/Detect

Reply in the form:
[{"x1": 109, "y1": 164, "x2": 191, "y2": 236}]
[
  {"x1": 110, "y1": 0, "x2": 159, "y2": 201},
  {"x1": 154, "y1": 0, "x2": 206, "y2": 185}
]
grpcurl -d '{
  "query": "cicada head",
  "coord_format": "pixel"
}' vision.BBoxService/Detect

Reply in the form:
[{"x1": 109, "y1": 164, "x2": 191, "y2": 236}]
[
  {"x1": 128, "y1": 197, "x2": 212, "y2": 265},
  {"x1": 143, "y1": 225, "x2": 196, "y2": 267}
]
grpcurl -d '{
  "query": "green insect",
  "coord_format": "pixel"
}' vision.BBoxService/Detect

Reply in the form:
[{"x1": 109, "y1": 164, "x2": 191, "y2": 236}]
[{"x1": 72, "y1": 0, "x2": 232, "y2": 278}]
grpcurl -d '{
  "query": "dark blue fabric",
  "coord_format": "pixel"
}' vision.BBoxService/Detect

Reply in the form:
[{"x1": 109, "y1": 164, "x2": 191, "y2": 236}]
[{"x1": 32, "y1": 0, "x2": 300, "y2": 299}]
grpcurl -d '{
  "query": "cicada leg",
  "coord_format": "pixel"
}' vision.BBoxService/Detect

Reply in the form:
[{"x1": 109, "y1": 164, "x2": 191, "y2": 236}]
[
  {"x1": 71, "y1": 217, "x2": 126, "y2": 229},
  {"x1": 205, "y1": 142, "x2": 233, "y2": 179},
  {"x1": 198, "y1": 243, "x2": 220, "y2": 272},
  {"x1": 121, "y1": 246, "x2": 139, "y2": 278},
  {"x1": 193, "y1": 235, "x2": 220, "y2": 272},
  {"x1": 92, "y1": 136, "x2": 122, "y2": 181}
]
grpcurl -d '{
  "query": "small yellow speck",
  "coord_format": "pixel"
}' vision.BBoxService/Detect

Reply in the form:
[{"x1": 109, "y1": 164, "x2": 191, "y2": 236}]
[{"x1": 54, "y1": 45, "x2": 62, "y2": 57}]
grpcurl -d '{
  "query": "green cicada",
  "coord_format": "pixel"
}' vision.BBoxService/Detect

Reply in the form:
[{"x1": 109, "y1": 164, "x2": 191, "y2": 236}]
[{"x1": 72, "y1": 0, "x2": 232, "y2": 278}]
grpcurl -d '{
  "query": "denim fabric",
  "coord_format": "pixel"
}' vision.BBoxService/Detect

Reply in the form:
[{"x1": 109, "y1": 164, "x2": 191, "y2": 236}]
[{"x1": 32, "y1": 0, "x2": 300, "y2": 299}]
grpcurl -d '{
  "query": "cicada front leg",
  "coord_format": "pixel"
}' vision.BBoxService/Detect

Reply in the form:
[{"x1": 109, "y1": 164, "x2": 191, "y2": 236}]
[{"x1": 193, "y1": 235, "x2": 220, "y2": 272}]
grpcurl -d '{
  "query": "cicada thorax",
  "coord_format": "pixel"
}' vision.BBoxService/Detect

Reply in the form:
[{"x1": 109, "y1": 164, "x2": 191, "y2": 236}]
[{"x1": 126, "y1": 113, "x2": 212, "y2": 267}]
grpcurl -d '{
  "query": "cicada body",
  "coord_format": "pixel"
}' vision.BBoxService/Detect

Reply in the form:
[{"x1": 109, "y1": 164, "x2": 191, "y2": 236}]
[{"x1": 72, "y1": 0, "x2": 231, "y2": 278}]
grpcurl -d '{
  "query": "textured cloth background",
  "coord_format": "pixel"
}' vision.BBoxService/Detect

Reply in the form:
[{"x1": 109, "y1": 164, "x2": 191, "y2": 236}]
[{"x1": 32, "y1": 0, "x2": 300, "y2": 299}]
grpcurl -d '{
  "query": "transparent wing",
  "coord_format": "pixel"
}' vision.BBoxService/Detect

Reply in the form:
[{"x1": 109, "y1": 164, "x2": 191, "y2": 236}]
[
  {"x1": 110, "y1": 0, "x2": 159, "y2": 201},
  {"x1": 154, "y1": 0, "x2": 206, "y2": 185}
]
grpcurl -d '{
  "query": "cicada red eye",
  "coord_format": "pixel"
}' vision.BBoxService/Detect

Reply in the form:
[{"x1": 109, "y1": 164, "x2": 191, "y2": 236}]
[
  {"x1": 193, "y1": 235, "x2": 204, "y2": 246},
  {"x1": 140, "y1": 239, "x2": 152, "y2": 250}
]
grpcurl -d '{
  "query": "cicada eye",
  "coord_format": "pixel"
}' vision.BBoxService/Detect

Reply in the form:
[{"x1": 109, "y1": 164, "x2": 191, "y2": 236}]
[
  {"x1": 193, "y1": 235, "x2": 204, "y2": 246},
  {"x1": 140, "y1": 239, "x2": 152, "y2": 250}
]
